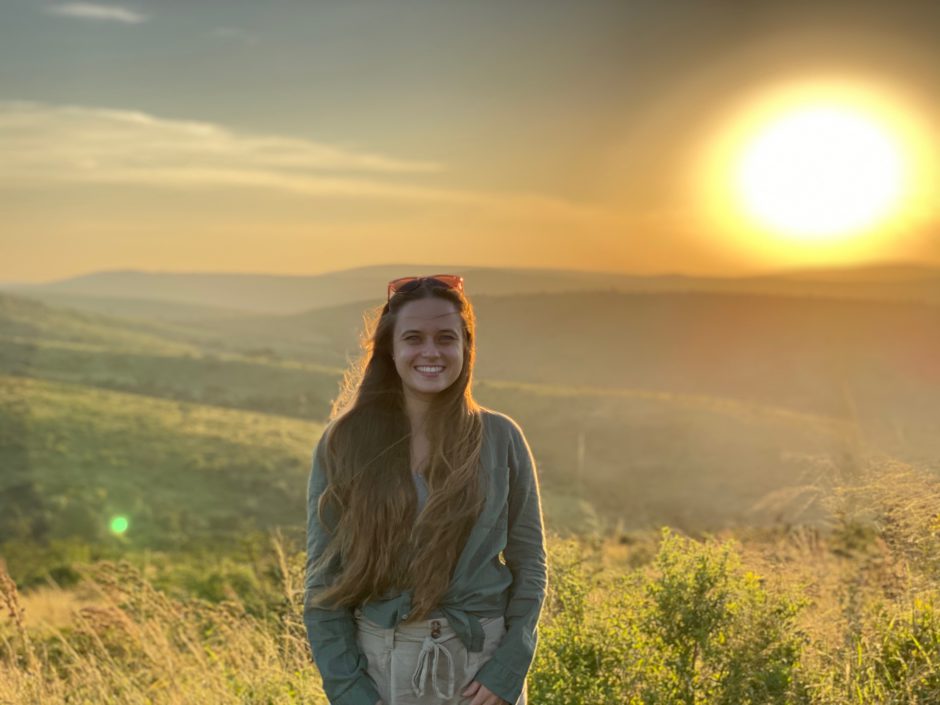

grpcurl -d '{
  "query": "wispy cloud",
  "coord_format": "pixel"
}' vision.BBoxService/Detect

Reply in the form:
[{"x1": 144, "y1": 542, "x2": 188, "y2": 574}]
[
  {"x1": 0, "y1": 101, "x2": 625, "y2": 228},
  {"x1": 45, "y1": 3, "x2": 149, "y2": 24},
  {"x1": 0, "y1": 101, "x2": 441, "y2": 179}
]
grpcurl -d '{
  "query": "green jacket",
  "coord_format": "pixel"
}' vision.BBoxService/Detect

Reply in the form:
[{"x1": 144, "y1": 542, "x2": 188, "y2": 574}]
[{"x1": 304, "y1": 409, "x2": 548, "y2": 705}]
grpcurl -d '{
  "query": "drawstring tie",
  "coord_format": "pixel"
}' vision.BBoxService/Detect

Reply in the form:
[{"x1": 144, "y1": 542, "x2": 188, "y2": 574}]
[{"x1": 411, "y1": 621, "x2": 455, "y2": 699}]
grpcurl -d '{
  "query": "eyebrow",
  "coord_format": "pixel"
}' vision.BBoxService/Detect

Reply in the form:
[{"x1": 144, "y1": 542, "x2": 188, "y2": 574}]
[{"x1": 399, "y1": 328, "x2": 460, "y2": 337}]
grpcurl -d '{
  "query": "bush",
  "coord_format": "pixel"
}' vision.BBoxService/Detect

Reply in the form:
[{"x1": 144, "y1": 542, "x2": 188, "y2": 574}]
[
  {"x1": 530, "y1": 529, "x2": 809, "y2": 705},
  {"x1": 531, "y1": 536, "x2": 646, "y2": 704},
  {"x1": 638, "y1": 529, "x2": 809, "y2": 705}
]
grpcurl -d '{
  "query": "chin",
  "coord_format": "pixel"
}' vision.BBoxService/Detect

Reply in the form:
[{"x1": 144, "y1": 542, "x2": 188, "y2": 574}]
[
  {"x1": 417, "y1": 383, "x2": 449, "y2": 396},
  {"x1": 408, "y1": 377, "x2": 459, "y2": 397}
]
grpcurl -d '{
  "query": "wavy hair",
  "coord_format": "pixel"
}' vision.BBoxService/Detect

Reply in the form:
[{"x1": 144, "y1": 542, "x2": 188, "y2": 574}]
[{"x1": 308, "y1": 280, "x2": 485, "y2": 621}]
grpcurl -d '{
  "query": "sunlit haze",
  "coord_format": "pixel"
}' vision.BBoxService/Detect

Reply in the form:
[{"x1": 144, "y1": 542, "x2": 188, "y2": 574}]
[{"x1": 2, "y1": 0, "x2": 939, "y2": 282}]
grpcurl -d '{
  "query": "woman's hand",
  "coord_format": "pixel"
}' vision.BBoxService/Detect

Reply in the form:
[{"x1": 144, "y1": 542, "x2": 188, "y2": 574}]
[{"x1": 461, "y1": 680, "x2": 510, "y2": 705}]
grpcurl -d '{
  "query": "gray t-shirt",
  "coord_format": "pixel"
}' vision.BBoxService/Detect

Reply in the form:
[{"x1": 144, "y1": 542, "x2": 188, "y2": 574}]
[{"x1": 413, "y1": 471, "x2": 429, "y2": 514}]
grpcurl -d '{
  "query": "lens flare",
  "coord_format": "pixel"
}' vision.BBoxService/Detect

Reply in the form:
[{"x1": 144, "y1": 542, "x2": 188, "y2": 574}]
[{"x1": 110, "y1": 515, "x2": 129, "y2": 535}]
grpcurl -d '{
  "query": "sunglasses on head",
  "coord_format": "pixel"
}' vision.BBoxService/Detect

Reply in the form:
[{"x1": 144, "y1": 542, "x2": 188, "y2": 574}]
[{"x1": 387, "y1": 274, "x2": 464, "y2": 302}]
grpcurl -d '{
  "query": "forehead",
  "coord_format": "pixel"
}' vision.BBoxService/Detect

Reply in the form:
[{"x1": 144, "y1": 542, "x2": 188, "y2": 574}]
[{"x1": 394, "y1": 298, "x2": 462, "y2": 333}]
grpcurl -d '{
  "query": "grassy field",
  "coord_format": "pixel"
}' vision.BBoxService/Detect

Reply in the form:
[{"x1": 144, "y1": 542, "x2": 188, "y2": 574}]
[
  {"x1": 2, "y1": 285, "x2": 940, "y2": 702},
  {"x1": 3, "y1": 457, "x2": 939, "y2": 704}
]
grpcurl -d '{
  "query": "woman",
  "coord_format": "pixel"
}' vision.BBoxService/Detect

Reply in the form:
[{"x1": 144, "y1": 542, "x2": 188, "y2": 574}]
[{"x1": 304, "y1": 274, "x2": 547, "y2": 705}]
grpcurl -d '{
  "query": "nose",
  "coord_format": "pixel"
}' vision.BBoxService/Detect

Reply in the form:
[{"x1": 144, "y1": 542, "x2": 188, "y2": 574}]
[{"x1": 420, "y1": 340, "x2": 442, "y2": 358}]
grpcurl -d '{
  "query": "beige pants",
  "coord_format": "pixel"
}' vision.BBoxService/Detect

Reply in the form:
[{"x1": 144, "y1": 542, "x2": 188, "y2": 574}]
[{"x1": 354, "y1": 609, "x2": 527, "y2": 705}]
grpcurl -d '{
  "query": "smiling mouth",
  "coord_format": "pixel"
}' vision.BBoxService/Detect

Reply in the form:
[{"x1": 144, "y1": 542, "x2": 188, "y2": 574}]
[{"x1": 415, "y1": 365, "x2": 445, "y2": 374}]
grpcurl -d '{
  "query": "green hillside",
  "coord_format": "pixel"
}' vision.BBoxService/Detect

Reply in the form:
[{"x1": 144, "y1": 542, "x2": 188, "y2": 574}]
[
  {"x1": 0, "y1": 293, "x2": 205, "y2": 354},
  {"x1": 0, "y1": 375, "x2": 321, "y2": 551},
  {"x1": 0, "y1": 288, "x2": 911, "y2": 585},
  {"x1": 476, "y1": 380, "x2": 850, "y2": 531},
  {"x1": 0, "y1": 369, "x2": 851, "y2": 596},
  {"x1": 0, "y1": 292, "x2": 342, "y2": 419}
]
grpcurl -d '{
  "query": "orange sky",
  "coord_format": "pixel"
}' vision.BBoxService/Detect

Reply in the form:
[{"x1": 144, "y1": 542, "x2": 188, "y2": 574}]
[{"x1": 2, "y1": 0, "x2": 939, "y2": 283}]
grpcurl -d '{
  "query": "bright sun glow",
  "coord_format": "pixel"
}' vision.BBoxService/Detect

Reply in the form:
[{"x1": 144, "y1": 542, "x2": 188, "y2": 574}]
[
  {"x1": 736, "y1": 106, "x2": 905, "y2": 241},
  {"x1": 695, "y1": 79, "x2": 936, "y2": 266}
]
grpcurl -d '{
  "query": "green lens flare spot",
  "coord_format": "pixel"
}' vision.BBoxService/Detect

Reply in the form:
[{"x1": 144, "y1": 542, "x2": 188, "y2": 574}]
[{"x1": 110, "y1": 516, "x2": 129, "y2": 535}]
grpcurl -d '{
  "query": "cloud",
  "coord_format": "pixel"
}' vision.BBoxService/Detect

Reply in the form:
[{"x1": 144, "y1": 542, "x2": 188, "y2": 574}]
[
  {"x1": 0, "y1": 101, "x2": 626, "y2": 229},
  {"x1": 0, "y1": 101, "x2": 441, "y2": 178},
  {"x1": 44, "y1": 3, "x2": 149, "y2": 24}
]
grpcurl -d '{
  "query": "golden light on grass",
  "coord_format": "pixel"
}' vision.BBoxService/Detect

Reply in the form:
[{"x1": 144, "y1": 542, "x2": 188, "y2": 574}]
[{"x1": 694, "y1": 79, "x2": 937, "y2": 266}]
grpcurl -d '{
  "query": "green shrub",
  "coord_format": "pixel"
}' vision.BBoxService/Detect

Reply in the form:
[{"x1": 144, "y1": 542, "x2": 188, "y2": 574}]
[
  {"x1": 638, "y1": 529, "x2": 809, "y2": 705},
  {"x1": 530, "y1": 529, "x2": 810, "y2": 705},
  {"x1": 531, "y1": 536, "x2": 646, "y2": 704}
]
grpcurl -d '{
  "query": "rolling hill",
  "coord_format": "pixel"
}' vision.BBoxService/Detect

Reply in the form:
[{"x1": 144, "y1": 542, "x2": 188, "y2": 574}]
[
  {"x1": 187, "y1": 289, "x2": 940, "y2": 461},
  {"x1": 0, "y1": 375, "x2": 322, "y2": 550},
  {"x1": 0, "y1": 289, "x2": 893, "y2": 558}
]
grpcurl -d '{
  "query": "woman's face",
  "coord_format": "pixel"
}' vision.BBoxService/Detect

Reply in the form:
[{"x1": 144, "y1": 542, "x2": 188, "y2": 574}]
[{"x1": 392, "y1": 297, "x2": 465, "y2": 402}]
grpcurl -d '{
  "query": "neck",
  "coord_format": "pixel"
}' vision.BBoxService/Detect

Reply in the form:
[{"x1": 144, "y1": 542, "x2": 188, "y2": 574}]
[{"x1": 403, "y1": 391, "x2": 432, "y2": 432}]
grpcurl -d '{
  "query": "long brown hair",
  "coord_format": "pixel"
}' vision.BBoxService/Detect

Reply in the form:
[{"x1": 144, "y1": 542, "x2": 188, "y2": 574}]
[{"x1": 309, "y1": 280, "x2": 485, "y2": 621}]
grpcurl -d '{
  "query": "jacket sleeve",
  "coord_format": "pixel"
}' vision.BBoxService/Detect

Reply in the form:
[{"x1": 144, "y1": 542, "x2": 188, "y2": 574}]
[
  {"x1": 475, "y1": 420, "x2": 548, "y2": 704},
  {"x1": 304, "y1": 434, "x2": 381, "y2": 705}
]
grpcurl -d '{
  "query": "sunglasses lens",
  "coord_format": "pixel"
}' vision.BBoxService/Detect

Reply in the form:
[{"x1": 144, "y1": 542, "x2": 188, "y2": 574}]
[
  {"x1": 387, "y1": 277, "x2": 416, "y2": 300},
  {"x1": 387, "y1": 274, "x2": 463, "y2": 301},
  {"x1": 428, "y1": 275, "x2": 463, "y2": 290}
]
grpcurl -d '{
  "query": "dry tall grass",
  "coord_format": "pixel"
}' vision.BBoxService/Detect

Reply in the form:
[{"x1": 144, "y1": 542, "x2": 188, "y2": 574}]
[
  {"x1": 2, "y1": 457, "x2": 939, "y2": 704},
  {"x1": 0, "y1": 540, "x2": 327, "y2": 705}
]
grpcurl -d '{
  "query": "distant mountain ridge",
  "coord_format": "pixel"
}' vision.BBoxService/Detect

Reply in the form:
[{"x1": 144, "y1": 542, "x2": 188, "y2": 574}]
[{"x1": 4, "y1": 262, "x2": 940, "y2": 319}]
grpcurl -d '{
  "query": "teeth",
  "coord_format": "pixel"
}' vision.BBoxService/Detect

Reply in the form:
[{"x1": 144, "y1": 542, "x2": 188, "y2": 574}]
[{"x1": 416, "y1": 366, "x2": 444, "y2": 372}]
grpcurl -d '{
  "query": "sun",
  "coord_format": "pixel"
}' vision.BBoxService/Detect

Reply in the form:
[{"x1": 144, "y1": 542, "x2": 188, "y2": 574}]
[
  {"x1": 694, "y1": 79, "x2": 935, "y2": 265},
  {"x1": 735, "y1": 106, "x2": 906, "y2": 242}
]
